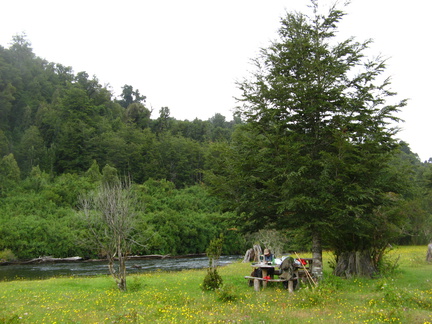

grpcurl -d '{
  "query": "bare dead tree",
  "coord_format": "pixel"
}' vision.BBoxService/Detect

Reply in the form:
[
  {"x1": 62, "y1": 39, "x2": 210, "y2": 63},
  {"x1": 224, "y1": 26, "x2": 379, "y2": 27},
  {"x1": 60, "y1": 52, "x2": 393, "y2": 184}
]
[
  {"x1": 247, "y1": 229, "x2": 288, "y2": 258},
  {"x1": 80, "y1": 178, "x2": 136, "y2": 291}
]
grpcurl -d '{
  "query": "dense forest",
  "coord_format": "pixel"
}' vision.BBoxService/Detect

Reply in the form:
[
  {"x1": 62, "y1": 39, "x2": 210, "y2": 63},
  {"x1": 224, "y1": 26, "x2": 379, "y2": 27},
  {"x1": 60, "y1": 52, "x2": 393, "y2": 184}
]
[
  {"x1": 0, "y1": 35, "x2": 244, "y2": 259},
  {"x1": 0, "y1": 33, "x2": 431, "y2": 262}
]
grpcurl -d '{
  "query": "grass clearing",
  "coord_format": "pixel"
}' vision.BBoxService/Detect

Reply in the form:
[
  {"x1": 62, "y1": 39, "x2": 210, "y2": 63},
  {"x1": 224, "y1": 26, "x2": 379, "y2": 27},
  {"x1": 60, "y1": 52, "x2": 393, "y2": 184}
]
[{"x1": 1, "y1": 246, "x2": 431, "y2": 323}]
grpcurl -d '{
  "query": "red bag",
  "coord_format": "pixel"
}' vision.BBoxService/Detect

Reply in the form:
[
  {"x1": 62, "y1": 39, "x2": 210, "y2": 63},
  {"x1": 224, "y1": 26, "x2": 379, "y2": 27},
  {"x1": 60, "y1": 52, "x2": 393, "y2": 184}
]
[{"x1": 297, "y1": 258, "x2": 307, "y2": 266}]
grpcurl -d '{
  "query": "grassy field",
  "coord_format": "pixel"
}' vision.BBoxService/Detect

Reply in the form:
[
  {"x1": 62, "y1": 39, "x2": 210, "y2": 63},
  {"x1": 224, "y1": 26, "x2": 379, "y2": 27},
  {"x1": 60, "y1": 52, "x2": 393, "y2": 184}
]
[{"x1": 1, "y1": 246, "x2": 431, "y2": 323}]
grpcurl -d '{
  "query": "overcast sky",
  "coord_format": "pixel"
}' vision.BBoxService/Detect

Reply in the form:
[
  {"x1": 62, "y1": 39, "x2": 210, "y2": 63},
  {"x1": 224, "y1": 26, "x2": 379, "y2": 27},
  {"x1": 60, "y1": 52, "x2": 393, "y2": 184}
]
[{"x1": 1, "y1": 0, "x2": 431, "y2": 161}]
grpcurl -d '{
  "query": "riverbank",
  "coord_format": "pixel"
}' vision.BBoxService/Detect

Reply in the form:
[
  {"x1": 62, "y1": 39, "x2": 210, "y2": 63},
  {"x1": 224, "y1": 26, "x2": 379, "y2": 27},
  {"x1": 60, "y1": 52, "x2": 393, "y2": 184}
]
[
  {"x1": 0, "y1": 253, "x2": 208, "y2": 266},
  {"x1": 1, "y1": 247, "x2": 431, "y2": 323},
  {"x1": 0, "y1": 255, "x2": 240, "y2": 281}
]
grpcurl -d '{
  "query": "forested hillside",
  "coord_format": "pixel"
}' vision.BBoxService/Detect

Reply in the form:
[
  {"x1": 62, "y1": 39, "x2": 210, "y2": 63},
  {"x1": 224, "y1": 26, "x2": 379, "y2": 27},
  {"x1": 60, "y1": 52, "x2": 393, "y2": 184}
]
[
  {"x1": 0, "y1": 35, "x2": 243, "y2": 259},
  {"x1": 0, "y1": 35, "x2": 240, "y2": 186},
  {"x1": 0, "y1": 35, "x2": 431, "y2": 261}
]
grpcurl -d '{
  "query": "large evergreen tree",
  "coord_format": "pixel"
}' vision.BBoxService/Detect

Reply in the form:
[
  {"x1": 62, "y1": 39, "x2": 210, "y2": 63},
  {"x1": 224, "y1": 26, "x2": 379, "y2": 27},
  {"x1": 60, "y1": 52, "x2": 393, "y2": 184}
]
[{"x1": 208, "y1": 1, "x2": 406, "y2": 277}]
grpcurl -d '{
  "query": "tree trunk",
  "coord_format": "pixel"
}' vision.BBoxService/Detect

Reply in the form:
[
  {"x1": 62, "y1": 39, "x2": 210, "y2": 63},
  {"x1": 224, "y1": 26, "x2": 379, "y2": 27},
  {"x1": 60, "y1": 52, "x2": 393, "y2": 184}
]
[
  {"x1": 107, "y1": 251, "x2": 127, "y2": 291},
  {"x1": 243, "y1": 245, "x2": 263, "y2": 262},
  {"x1": 243, "y1": 248, "x2": 254, "y2": 263},
  {"x1": 311, "y1": 231, "x2": 323, "y2": 280},
  {"x1": 117, "y1": 249, "x2": 127, "y2": 291},
  {"x1": 253, "y1": 244, "x2": 262, "y2": 262},
  {"x1": 334, "y1": 250, "x2": 376, "y2": 278},
  {"x1": 107, "y1": 254, "x2": 115, "y2": 277},
  {"x1": 426, "y1": 242, "x2": 432, "y2": 262}
]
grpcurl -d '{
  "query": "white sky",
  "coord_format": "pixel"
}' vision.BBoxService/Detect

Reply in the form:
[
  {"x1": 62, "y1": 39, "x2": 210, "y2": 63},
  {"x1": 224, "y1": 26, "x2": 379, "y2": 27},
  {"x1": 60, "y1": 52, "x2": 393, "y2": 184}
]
[{"x1": 1, "y1": 0, "x2": 431, "y2": 161}]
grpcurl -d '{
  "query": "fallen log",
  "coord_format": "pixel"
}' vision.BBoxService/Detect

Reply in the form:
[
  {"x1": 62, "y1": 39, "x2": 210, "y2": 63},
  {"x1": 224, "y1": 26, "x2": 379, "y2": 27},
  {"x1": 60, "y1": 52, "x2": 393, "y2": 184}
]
[
  {"x1": 0, "y1": 256, "x2": 84, "y2": 266},
  {"x1": 127, "y1": 253, "x2": 206, "y2": 260},
  {"x1": 23, "y1": 256, "x2": 84, "y2": 264}
]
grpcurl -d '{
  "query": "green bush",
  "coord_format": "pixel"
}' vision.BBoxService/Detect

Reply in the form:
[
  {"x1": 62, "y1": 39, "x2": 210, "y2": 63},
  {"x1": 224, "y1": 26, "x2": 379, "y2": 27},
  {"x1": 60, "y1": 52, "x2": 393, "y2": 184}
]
[
  {"x1": 0, "y1": 249, "x2": 16, "y2": 262},
  {"x1": 215, "y1": 284, "x2": 238, "y2": 302},
  {"x1": 377, "y1": 251, "x2": 401, "y2": 275},
  {"x1": 202, "y1": 268, "x2": 223, "y2": 291},
  {"x1": 128, "y1": 276, "x2": 145, "y2": 292}
]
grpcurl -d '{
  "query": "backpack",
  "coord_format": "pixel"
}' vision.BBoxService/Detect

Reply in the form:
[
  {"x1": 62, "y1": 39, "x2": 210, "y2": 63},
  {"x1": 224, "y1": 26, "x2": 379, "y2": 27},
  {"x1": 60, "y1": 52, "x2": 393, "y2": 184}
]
[{"x1": 248, "y1": 268, "x2": 262, "y2": 286}]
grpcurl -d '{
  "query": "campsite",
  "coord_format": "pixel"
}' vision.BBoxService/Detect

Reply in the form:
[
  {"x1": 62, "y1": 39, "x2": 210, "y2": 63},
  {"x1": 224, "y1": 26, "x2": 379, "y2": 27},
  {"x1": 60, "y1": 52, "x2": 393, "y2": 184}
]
[{"x1": 1, "y1": 246, "x2": 431, "y2": 323}]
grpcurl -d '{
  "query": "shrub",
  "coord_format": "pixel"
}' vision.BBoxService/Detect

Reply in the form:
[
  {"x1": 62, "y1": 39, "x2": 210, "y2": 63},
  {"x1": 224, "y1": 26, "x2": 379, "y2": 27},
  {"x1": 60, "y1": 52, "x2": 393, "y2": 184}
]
[
  {"x1": 202, "y1": 268, "x2": 223, "y2": 291},
  {"x1": 320, "y1": 273, "x2": 344, "y2": 290},
  {"x1": 215, "y1": 284, "x2": 238, "y2": 302},
  {"x1": 377, "y1": 252, "x2": 400, "y2": 275},
  {"x1": 128, "y1": 276, "x2": 145, "y2": 292},
  {"x1": 202, "y1": 234, "x2": 224, "y2": 291},
  {"x1": 0, "y1": 249, "x2": 16, "y2": 262}
]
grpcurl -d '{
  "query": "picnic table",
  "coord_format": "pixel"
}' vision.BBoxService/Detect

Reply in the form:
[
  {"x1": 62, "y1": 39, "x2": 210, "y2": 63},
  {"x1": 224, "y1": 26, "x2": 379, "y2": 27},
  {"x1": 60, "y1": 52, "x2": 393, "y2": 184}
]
[{"x1": 245, "y1": 258, "x2": 314, "y2": 292}]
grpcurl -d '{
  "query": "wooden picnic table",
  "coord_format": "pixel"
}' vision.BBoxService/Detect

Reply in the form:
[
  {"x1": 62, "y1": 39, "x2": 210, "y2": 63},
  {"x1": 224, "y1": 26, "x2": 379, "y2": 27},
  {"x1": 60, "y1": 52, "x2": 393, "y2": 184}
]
[{"x1": 245, "y1": 258, "x2": 314, "y2": 292}]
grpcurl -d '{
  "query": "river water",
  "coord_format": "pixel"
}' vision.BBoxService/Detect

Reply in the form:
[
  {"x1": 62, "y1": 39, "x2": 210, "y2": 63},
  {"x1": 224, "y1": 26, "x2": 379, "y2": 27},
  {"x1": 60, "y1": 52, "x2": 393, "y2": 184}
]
[{"x1": 0, "y1": 256, "x2": 241, "y2": 281}]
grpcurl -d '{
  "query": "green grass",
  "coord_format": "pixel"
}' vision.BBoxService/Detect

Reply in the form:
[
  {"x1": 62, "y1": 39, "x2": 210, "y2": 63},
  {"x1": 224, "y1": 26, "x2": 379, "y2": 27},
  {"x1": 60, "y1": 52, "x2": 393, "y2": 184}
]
[{"x1": 1, "y1": 246, "x2": 431, "y2": 323}]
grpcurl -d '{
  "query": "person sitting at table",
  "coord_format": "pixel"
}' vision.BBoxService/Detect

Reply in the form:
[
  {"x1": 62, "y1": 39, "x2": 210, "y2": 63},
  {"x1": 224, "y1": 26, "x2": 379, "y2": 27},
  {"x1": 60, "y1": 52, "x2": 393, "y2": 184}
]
[
  {"x1": 263, "y1": 248, "x2": 275, "y2": 278},
  {"x1": 263, "y1": 248, "x2": 273, "y2": 262}
]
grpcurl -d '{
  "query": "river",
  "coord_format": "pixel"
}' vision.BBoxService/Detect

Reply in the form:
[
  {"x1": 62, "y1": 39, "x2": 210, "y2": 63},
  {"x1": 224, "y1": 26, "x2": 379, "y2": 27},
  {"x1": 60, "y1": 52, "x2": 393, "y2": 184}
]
[{"x1": 0, "y1": 255, "x2": 241, "y2": 281}]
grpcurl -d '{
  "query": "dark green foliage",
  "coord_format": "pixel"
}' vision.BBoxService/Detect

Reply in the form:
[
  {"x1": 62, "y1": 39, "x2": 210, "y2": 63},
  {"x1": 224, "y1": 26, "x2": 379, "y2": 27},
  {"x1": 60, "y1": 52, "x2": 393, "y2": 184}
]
[
  {"x1": 0, "y1": 172, "x2": 95, "y2": 259},
  {"x1": 0, "y1": 153, "x2": 20, "y2": 195},
  {"x1": 117, "y1": 84, "x2": 146, "y2": 108},
  {"x1": 15, "y1": 126, "x2": 46, "y2": 175},
  {"x1": 0, "y1": 192, "x2": 86, "y2": 259},
  {"x1": 134, "y1": 180, "x2": 244, "y2": 255},
  {"x1": 206, "y1": 234, "x2": 224, "y2": 268},
  {"x1": 0, "y1": 249, "x2": 16, "y2": 261},
  {"x1": 147, "y1": 134, "x2": 205, "y2": 187},
  {"x1": 0, "y1": 173, "x2": 243, "y2": 259},
  {"x1": 0, "y1": 34, "x2": 235, "y2": 183},
  {"x1": 202, "y1": 268, "x2": 223, "y2": 291},
  {"x1": 202, "y1": 235, "x2": 224, "y2": 291},
  {"x1": 207, "y1": 2, "x2": 410, "y2": 276}
]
